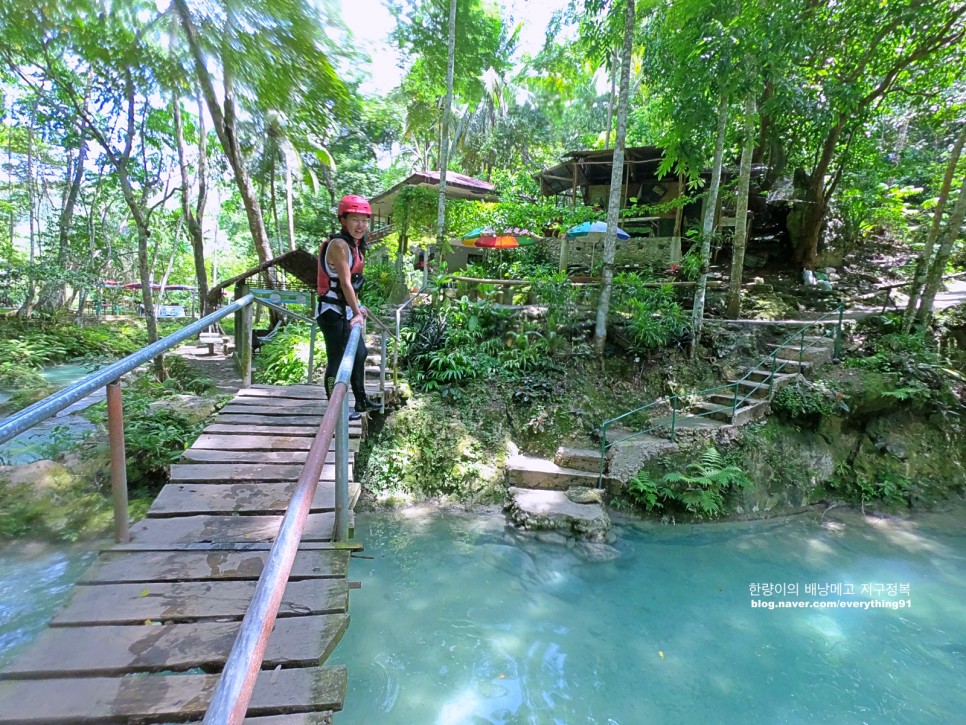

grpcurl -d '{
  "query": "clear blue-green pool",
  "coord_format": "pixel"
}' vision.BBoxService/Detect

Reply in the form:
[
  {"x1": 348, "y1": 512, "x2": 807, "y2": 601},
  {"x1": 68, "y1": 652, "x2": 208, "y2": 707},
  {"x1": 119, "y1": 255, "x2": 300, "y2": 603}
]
[
  {"x1": 0, "y1": 362, "x2": 102, "y2": 465},
  {"x1": 331, "y1": 505, "x2": 966, "y2": 724}
]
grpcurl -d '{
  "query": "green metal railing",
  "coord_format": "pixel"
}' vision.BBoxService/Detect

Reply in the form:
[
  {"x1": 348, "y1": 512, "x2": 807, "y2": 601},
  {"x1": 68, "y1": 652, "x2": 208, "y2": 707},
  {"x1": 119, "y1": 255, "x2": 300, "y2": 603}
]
[{"x1": 597, "y1": 305, "x2": 845, "y2": 487}]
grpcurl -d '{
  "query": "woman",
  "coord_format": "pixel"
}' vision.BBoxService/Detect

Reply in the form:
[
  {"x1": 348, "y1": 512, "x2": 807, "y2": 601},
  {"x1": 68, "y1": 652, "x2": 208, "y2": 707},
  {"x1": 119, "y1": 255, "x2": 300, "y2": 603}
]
[{"x1": 317, "y1": 194, "x2": 380, "y2": 416}]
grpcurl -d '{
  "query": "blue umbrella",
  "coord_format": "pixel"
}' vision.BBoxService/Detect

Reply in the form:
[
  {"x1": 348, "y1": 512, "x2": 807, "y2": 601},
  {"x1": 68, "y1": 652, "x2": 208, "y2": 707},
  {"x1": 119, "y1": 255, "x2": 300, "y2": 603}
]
[{"x1": 566, "y1": 221, "x2": 631, "y2": 240}]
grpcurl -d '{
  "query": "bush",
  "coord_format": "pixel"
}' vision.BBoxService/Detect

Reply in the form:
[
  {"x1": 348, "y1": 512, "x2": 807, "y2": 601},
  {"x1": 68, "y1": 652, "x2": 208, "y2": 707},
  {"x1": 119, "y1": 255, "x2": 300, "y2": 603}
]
[
  {"x1": 626, "y1": 447, "x2": 750, "y2": 519},
  {"x1": 772, "y1": 379, "x2": 848, "y2": 422},
  {"x1": 254, "y1": 322, "x2": 317, "y2": 385}
]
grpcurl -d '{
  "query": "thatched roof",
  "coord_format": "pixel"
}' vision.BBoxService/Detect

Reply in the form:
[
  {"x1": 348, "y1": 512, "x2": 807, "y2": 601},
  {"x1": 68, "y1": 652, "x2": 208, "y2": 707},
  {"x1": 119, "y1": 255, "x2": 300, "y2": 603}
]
[{"x1": 207, "y1": 248, "x2": 317, "y2": 306}]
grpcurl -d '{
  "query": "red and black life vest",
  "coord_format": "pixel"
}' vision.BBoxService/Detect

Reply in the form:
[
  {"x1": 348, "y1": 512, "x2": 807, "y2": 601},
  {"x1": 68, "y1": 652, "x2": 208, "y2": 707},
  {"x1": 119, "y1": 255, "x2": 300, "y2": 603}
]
[{"x1": 317, "y1": 231, "x2": 365, "y2": 306}]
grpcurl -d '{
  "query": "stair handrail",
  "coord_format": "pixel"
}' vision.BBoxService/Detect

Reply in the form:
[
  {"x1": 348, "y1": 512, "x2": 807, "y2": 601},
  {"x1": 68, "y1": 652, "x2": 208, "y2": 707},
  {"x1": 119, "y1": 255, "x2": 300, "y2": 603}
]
[
  {"x1": 392, "y1": 285, "x2": 429, "y2": 385},
  {"x1": 598, "y1": 305, "x2": 845, "y2": 487},
  {"x1": 727, "y1": 305, "x2": 844, "y2": 414}
]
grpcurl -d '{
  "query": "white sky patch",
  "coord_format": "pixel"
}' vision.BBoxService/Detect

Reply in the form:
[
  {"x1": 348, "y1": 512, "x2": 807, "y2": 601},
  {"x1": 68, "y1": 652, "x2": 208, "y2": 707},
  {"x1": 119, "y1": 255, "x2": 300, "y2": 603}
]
[{"x1": 337, "y1": 0, "x2": 573, "y2": 95}]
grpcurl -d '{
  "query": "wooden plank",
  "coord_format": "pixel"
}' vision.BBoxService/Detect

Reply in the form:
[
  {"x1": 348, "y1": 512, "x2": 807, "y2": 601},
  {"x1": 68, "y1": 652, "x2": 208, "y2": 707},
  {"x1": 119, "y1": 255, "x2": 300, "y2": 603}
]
[
  {"x1": 51, "y1": 578, "x2": 348, "y2": 625},
  {"x1": 0, "y1": 664, "x2": 346, "y2": 724},
  {"x1": 128, "y1": 512, "x2": 336, "y2": 545},
  {"x1": 108, "y1": 541, "x2": 364, "y2": 553},
  {"x1": 78, "y1": 549, "x2": 349, "y2": 584},
  {"x1": 169, "y1": 463, "x2": 357, "y2": 482},
  {"x1": 147, "y1": 481, "x2": 362, "y2": 516},
  {"x1": 216, "y1": 413, "x2": 323, "y2": 426},
  {"x1": 193, "y1": 433, "x2": 323, "y2": 451},
  {"x1": 1, "y1": 614, "x2": 349, "y2": 678},
  {"x1": 205, "y1": 423, "x2": 360, "y2": 437},
  {"x1": 192, "y1": 715, "x2": 334, "y2": 725},
  {"x1": 180, "y1": 449, "x2": 356, "y2": 464},
  {"x1": 236, "y1": 386, "x2": 327, "y2": 400},
  {"x1": 224, "y1": 399, "x2": 326, "y2": 412}
]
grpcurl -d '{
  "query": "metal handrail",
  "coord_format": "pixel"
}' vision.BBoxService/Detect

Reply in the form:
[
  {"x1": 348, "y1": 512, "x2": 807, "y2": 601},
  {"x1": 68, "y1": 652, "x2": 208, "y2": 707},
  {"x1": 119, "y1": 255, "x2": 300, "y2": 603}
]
[
  {"x1": 0, "y1": 294, "x2": 254, "y2": 446},
  {"x1": 203, "y1": 325, "x2": 361, "y2": 725},
  {"x1": 728, "y1": 305, "x2": 844, "y2": 412},
  {"x1": 0, "y1": 294, "x2": 256, "y2": 542},
  {"x1": 393, "y1": 286, "x2": 429, "y2": 385},
  {"x1": 597, "y1": 305, "x2": 846, "y2": 486}
]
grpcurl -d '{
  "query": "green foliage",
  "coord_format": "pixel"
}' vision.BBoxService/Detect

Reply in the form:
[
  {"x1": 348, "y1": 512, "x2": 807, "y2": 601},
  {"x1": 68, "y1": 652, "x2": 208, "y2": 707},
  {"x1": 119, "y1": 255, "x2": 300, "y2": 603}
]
[
  {"x1": 254, "y1": 322, "x2": 316, "y2": 386},
  {"x1": 845, "y1": 319, "x2": 960, "y2": 407},
  {"x1": 830, "y1": 465, "x2": 914, "y2": 509},
  {"x1": 772, "y1": 380, "x2": 848, "y2": 421},
  {"x1": 628, "y1": 447, "x2": 751, "y2": 519},
  {"x1": 363, "y1": 396, "x2": 504, "y2": 500},
  {"x1": 612, "y1": 274, "x2": 690, "y2": 354}
]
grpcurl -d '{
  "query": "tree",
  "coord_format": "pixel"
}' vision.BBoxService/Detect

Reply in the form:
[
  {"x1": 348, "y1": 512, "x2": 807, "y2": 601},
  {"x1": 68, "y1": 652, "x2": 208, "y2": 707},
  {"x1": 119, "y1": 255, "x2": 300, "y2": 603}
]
[
  {"x1": 172, "y1": 93, "x2": 210, "y2": 318},
  {"x1": 434, "y1": 0, "x2": 457, "y2": 288},
  {"x1": 770, "y1": 0, "x2": 966, "y2": 268},
  {"x1": 914, "y1": 151, "x2": 966, "y2": 326},
  {"x1": 904, "y1": 122, "x2": 966, "y2": 330},
  {"x1": 726, "y1": 93, "x2": 756, "y2": 319},
  {"x1": 173, "y1": 0, "x2": 350, "y2": 285},
  {"x1": 592, "y1": 0, "x2": 636, "y2": 356}
]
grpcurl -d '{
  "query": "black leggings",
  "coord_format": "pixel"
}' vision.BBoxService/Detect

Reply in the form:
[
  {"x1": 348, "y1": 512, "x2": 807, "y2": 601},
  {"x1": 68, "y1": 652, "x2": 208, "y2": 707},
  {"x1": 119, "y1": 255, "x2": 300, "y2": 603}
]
[{"x1": 317, "y1": 309, "x2": 368, "y2": 401}]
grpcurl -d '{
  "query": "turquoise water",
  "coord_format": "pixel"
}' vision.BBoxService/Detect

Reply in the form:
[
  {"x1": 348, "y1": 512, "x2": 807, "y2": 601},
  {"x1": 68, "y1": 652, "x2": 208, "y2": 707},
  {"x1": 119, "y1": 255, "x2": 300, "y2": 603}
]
[
  {"x1": 332, "y1": 506, "x2": 966, "y2": 724},
  {"x1": 0, "y1": 544, "x2": 97, "y2": 668},
  {"x1": 0, "y1": 362, "x2": 102, "y2": 465}
]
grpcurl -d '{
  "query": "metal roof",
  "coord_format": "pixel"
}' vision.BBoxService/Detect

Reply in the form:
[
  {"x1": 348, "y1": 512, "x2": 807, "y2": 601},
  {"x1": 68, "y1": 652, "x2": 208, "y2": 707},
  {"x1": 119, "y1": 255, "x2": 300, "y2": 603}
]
[{"x1": 369, "y1": 170, "x2": 499, "y2": 220}]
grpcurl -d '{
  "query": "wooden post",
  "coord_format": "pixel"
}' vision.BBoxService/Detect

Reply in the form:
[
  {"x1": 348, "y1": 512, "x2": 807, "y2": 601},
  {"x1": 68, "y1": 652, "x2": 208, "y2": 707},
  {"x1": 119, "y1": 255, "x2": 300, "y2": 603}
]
[
  {"x1": 106, "y1": 380, "x2": 129, "y2": 544},
  {"x1": 235, "y1": 282, "x2": 253, "y2": 388}
]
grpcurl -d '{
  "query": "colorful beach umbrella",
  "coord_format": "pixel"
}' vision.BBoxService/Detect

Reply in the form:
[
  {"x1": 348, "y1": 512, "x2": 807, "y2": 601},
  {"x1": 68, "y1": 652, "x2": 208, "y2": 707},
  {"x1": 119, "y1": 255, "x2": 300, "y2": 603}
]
[
  {"x1": 566, "y1": 221, "x2": 630, "y2": 240},
  {"x1": 461, "y1": 227, "x2": 496, "y2": 247},
  {"x1": 462, "y1": 227, "x2": 540, "y2": 249}
]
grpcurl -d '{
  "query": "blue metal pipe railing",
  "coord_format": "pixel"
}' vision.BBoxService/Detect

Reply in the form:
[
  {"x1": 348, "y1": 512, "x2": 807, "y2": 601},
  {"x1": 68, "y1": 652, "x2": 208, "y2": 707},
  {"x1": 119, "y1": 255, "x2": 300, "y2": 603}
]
[
  {"x1": 0, "y1": 294, "x2": 254, "y2": 446},
  {"x1": 203, "y1": 324, "x2": 361, "y2": 725}
]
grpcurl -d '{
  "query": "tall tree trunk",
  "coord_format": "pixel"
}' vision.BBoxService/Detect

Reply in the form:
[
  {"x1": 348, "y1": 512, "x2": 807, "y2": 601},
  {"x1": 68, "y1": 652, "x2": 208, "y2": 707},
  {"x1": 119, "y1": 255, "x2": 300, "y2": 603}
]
[
  {"x1": 17, "y1": 98, "x2": 39, "y2": 319},
  {"x1": 604, "y1": 49, "x2": 617, "y2": 150},
  {"x1": 593, "y1": 0, "x2": 635, "y2": 356},
  {"x1": 174, "y1": 94, "x2": 211, "y2": 317},
  {"x1": 690, "y1": 93, "x2": 729, "y2": 355},
  {"x1": 174, "y1": 0, "x2": 277, "y2": 286},
  {"x1": 726, "y1": 93, "x2": 757, "y2": 319},
  {"x1": 914, "y1": 173, "x2": 966, "y2": 327},
  {"x1": 285, "y1": 154, "x2": 296, "y2": 252},
  {"x1": 433, "y1": 0, "x2": 457, "y2": 289},
  {"x1": 787, "y1": 117, "x2": 846, "y2": 269},
  {"x1": 903, "y1": 123, "x2": 966, "y2": 332}
]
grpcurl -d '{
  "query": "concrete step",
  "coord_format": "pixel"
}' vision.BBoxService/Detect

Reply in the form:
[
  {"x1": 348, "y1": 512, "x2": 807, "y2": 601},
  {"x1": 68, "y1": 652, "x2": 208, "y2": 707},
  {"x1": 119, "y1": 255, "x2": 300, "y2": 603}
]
[
  {"x1": 554, "y1": 446, "x2": 604, "y2": 473},
  {"x1": 506, "y1": 454, "x2": 602, "y2": 491},
  {"x1": 729, "y1": 379, "x2": 773, "y2": 399},
  {"x1": 769, "y1": 343, "x2": 833, "y2": 364},
  {"x1": 691, "y1": 398, "x2": 769, "y2": 425},
  {"x1": 770, "y1": 357, "x2": 814, "y2": 374},
  {"x1": 742, "y1": 370, "x2": 795, "y2": 384}
]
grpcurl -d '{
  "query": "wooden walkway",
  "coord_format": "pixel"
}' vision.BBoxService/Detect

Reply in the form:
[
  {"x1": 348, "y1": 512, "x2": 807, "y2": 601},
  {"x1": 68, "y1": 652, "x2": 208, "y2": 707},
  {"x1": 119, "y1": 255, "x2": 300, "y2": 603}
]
[{"x1": 0, "y1": 383, "x2": 365, "y2": 724}]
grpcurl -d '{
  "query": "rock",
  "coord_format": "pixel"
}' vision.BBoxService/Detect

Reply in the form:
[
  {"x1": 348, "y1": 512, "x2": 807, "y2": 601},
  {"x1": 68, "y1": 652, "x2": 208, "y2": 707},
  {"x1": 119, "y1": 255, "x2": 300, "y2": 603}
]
[
  {"x1": 506, "y1": 486, "x2": 611, "y2": 542},
  {"x1": 147, "y1": 394, "x2": 217, "y2": 424},
  {"x1": 566, "y1": 486, "x2": 603, "y2": 504},
  {"x1": 535, "y1": 531, "x2": 571, "y2": 546},
  {"x1": 573, "y1": 542, "x2": 621, "y2": 562},
  {"x1": 2, "y1": 460, "x2": 73, "y2": 492}
]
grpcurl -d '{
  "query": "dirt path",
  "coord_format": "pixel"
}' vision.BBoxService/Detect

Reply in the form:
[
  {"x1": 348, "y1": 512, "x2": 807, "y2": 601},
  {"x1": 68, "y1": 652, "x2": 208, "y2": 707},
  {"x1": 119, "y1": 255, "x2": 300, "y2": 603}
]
[{"x1": 169, "y1": 342, "x2": 244, "y2": 395}]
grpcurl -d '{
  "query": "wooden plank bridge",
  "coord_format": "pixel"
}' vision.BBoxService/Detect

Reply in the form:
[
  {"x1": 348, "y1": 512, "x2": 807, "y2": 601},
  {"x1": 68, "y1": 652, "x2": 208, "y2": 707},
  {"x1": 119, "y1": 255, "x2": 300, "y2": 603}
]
[{"x1": 0, "y1": 383, "x2": 366, "y2": 724}]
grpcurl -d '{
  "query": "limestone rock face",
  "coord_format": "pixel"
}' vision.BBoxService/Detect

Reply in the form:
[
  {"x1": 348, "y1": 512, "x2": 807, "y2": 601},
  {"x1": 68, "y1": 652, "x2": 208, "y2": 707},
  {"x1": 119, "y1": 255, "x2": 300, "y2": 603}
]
[
  {"x1": 505, "y1": 486, "x2": 611, "y2": 542},
  {"x1": 566, "y1": 486, "x2": 603, "y2": 504},
  {"x1": 1, "y1": 460, "x2": 73, "y2": 492},
  {"x1": 148, "y1": 395, "x2": 217, "y2": 424}
]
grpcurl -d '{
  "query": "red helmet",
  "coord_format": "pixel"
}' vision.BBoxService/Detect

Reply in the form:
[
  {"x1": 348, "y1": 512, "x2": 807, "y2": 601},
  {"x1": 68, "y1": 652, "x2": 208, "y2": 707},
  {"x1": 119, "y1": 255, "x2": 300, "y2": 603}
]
[{"x1": 338, "y1": 194, "x2": 371, "y2": 218}]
